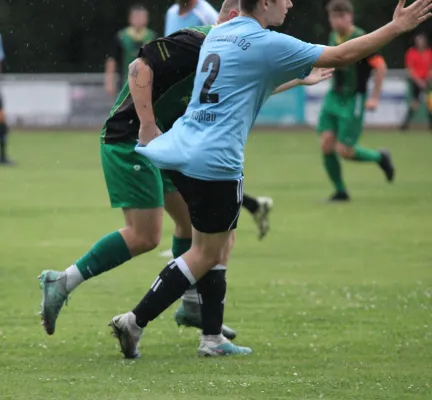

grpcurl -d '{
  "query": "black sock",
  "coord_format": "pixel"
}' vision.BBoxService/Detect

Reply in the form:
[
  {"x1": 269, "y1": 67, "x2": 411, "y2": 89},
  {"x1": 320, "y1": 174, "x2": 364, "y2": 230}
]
[
  {"x1": 242, "y1": 194, "x2": 259, "y2": 214},
  {"x1": 197, "y1": 267, "x2": 226, "y2": 336},
  {"x1": 402, "y1": 107, "x2": 415, "y2": 128},
  {"x1": 132, "y1": 259, "x2": 195, "y2": 328},
  {"x1": 428, "y1": 113, "x2": 432, "y2": 130},
  {"x1": 0, "y1": 123, "x2": 7, "y2": 162}
]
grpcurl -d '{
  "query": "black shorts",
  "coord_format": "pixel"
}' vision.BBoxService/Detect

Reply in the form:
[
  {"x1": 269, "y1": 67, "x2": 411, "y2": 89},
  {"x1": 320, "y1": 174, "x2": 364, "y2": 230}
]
[
  {"x1": 0, "y1": 93, "x2": 3, "y2": 110},
  {"x1": 410, "y1": 79, "x2": 428, "y2": 101},
  {"x1": 166, "y1": 170, "x2": 244, "y2": 234}
]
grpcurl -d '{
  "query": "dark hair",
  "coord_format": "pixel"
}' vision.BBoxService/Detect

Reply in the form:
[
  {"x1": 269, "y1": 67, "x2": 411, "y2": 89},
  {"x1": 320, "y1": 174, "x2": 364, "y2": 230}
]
[
  {"x1": 240, "y1": 0, "x2": 260, "y2": 13},
  {"x1": 129, "y1": 4, "x2": 148, "y2": 14},
  {"x1": 326, "y1": 0, "x2": 354, "y2": 14}
]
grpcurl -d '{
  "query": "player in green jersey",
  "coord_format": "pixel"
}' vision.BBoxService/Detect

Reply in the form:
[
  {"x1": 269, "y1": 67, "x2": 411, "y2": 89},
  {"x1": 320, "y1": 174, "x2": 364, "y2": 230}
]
[
  {"x1": 318, "y1": 0, "x2": 395, "y2": 202},
  {"x1": 105, "y1": 4, "x2": 157, "y2": 96}
]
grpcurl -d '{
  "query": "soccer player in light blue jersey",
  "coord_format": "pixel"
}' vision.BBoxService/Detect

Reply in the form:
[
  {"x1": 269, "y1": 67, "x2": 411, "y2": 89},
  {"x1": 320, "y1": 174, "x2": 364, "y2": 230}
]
[
  {"x1": 110, "y1": 0, "x2": 432, "y2": 358},
  {"x1": 165, "y1": 0, "x2": 218, "y2": 36}
]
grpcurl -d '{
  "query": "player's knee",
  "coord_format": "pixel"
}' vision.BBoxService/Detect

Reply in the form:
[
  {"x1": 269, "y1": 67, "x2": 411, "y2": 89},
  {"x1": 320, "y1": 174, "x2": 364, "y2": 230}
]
[
  {"x1": 336, "y1": 142, "x2": 354, "y2": 160},
  {"x1": 192, "y1": 245, "x2": 224, "y2": 269},
  {"x1": 220, "y1": 233, "x2": 235, "y2": 266},
  {"x1": 129, "y1": 228, "x2": 161, "y2": 255},
  {"x1": 321, "y1": 132, "x2": 336, "y2": 155}
]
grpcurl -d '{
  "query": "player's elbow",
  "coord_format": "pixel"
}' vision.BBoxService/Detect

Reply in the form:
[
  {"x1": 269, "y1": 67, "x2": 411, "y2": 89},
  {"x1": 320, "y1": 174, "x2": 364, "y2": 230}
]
[
  {"x1": 333, "y1": 50, "x2": 359, "y2": 68},
  {"x1": 316, "y1": 47, "x2": 354, "y2": 68}
]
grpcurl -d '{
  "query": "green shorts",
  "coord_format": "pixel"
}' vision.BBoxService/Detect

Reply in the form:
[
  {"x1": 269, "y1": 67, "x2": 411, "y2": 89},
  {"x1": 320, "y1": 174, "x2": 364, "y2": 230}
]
[
  {"x1": 317, "y1": 91, "x2": 367, "y2": 147},
  {"x1": 100, "y1": 141, "x2": 177, "y2": 209}
]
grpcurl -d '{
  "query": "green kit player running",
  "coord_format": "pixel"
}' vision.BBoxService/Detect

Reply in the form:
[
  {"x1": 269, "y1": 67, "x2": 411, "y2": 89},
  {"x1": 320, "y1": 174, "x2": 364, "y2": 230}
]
[{"x1": 318, "y1": 0, "x2": 395, "y2": 202}]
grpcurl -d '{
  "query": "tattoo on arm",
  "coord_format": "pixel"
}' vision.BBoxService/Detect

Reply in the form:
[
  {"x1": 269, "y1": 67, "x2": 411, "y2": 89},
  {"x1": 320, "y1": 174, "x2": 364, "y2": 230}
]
[
  {"x1": 129, "y1": 62, "x2": 139, "y2": 78},
  {"x1": 129, "y1": 61, "x2": 152, "y2": 89}
]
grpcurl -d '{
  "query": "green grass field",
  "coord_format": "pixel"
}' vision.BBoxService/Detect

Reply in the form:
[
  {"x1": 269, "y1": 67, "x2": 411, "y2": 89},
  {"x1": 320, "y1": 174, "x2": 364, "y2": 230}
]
[{"x1": 0, "y1": 131, "x2": 431, "y2": 400}]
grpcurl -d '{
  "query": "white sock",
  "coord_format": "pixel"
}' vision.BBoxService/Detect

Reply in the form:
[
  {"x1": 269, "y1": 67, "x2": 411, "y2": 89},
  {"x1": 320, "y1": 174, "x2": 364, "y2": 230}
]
[
  {"x1": 202, "y1": 334, "x2": 227, "y2": 345},
  {"x1": 174, "y1": 257, "x2": 196, "y2": 285},
  {"x1": 182, "y1": 287, "x2": 199, "y2": 303},
  {"x1": 65, "y1": 264, "x2": 85, "y2": 292},
  {"x1": 127, "y1": 311, "x2": 143, "y2": 332}
]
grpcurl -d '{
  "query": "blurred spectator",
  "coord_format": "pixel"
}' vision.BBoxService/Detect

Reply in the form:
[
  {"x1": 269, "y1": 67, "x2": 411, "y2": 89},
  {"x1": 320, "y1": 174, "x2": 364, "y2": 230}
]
[
  {"x1": 0, "y1": 32, "x2": 13, "y2": 165},
  {"x1": 105, "y1": 4, "x2": 156, "y2": 96},
  {"x1": 401, "y1": 33, "x2": 432, "y2": 131},
  {"x1": 164, "y1": 0, "x2": 218, "y2": 36}
]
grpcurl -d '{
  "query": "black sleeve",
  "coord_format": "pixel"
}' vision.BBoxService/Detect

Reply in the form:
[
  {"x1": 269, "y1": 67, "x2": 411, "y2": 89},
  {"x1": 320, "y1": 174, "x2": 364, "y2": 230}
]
[
  {"x1": 137, "y1": 41, "x2": 162, "y2": 71},
  {"x1": 107, "y1": 34, "x2": 122, "y2": 65}
]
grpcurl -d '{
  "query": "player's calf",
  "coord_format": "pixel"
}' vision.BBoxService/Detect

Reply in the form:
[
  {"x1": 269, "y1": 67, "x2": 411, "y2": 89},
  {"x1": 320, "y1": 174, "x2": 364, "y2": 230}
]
[{"x1": 320, "y1": 134, "x2": 349, "y2": 201}]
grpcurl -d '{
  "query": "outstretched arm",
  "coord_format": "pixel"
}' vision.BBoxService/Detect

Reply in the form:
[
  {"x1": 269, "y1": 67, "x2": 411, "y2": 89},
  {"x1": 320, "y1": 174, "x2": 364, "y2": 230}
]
[
  {"x1": 272, "y1": 68, "x2": 334, "y2": 95},
  {"x1": 128, "y1": 58, "x2": 161, "y2": 146},
  {"x1": 315, "y1": 0, "x2": 432, "y2": 68}
]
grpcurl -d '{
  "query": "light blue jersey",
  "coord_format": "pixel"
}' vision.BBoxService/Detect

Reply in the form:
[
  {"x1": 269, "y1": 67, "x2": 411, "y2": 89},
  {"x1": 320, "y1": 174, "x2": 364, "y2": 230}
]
[
  {"x1": 164, "y1": 0, "x2": 218, "y2": 36},
  {"x1": 0, "y1": 33, "x2": 5, "y2": 62},
  {"x1": 138, "y1": 17, "x2": 324, "y2": 180}
]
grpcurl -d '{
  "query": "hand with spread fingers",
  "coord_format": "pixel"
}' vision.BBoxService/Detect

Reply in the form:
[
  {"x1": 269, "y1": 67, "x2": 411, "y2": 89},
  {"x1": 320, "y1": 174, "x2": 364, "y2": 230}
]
[{"x1": 393, "y1": 0, "x2": 432, "y2": 33}]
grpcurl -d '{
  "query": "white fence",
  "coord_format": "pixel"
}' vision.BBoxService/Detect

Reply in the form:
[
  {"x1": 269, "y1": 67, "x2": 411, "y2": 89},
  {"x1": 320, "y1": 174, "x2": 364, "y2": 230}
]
[{"x1": 0, "y1": 70, "x2": 412, "y2": 129}]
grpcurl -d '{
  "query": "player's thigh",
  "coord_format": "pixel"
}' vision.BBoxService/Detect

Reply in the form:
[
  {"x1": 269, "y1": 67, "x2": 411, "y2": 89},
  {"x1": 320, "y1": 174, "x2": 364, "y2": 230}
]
[
  {"x1": 164, "y1": 189, "x2": 192, "y2": 239},
  {"x1": 220, "y1": 231, "x2": 236, "y2": 266},
  {"x1": 165, "y1": 171, "x2": 243, "y2": 276},
  {"x1": 122, "y1": 207, "x2": 164, "y2": 250},
  {"x1": 317, "y1": 108, "x2": 337, "y2": 136},
  {"x1": 183, "y1": 227, "x2": 233, "y2": 279},
  {"x1": 318, "y1": 110, "x2": 337, "y2": 152},
  {"x1": 100, "y1": 141, "x2": 165, "y2": 210},
  {"x1": 337, "y1": 115, "x2": 363, "y2": 148},
  {"x1": 166, "y1": 171, "x2": 244, "y2": 235},
  {"x1": 337, "y1": 96, "x2": 365, "y2": 148}
]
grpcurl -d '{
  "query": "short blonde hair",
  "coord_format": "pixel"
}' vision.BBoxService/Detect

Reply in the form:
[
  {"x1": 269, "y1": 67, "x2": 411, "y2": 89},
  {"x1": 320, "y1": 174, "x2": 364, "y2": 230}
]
[{"x1": 220, "y1": 0, "x2": 240, "y2": 19}]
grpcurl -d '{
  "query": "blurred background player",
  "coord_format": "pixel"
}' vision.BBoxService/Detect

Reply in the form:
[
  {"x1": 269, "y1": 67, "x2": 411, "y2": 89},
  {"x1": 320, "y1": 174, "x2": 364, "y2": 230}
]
[
  {"x1": 105, "y1": 4, "x2": 156, "y2": 96},
  {"x1": 317, "y1": 0, "x2": 394, "y2": 202},
  {"x1": 401, "y1": 33, "x2": 432, "y2": 131},
  {"x1": 164, "y1": 0, "x2": 218, "y2": 36},
  {"x1": 0, "y1": 31, "x2": 13, "y2": 166}
]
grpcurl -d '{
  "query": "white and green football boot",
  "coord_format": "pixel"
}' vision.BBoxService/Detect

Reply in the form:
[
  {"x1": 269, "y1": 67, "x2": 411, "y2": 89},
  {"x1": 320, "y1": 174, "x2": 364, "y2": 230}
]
[
  {"x1": 198, "y1": 336, "x2": 252, "y2": 357},
  {"x1": 38, "y1": 270, "x2": 69, "y2": 335},
  {"x1": 109, "y1": 312, "x2": 142, "y2": 359}
]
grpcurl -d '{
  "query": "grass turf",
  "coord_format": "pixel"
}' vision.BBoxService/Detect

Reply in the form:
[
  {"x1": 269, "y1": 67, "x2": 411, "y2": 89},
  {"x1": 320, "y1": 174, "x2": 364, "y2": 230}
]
[{"x1": 0, "y1": 131, "x2": 431, "y2": 399}]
